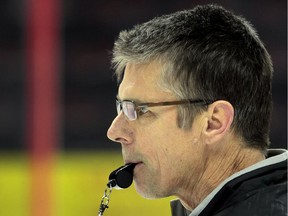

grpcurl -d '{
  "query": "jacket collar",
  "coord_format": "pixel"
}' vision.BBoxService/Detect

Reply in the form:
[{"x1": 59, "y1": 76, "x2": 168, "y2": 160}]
[{"x1": 170, "y1": 149, "x2": 288, "y2": 216}]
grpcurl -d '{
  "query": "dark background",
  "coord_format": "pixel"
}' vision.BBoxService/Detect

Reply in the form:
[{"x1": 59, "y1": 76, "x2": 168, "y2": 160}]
[{"x1": 0, "y1": 0, "x2": 286, "y2": 151}]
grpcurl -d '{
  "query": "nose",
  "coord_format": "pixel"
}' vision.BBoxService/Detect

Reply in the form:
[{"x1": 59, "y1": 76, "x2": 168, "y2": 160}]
[{"x1": 107, "y1": 113, "x2": 133, "y2": 145}]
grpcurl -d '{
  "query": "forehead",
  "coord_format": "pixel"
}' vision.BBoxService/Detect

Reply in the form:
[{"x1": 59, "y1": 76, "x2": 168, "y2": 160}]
[{"x1": 118, "y1": 61, "x2": 173, "y2": 101}]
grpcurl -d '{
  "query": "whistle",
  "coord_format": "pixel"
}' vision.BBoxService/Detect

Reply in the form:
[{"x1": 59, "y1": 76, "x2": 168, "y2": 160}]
[{"x1": 108, "y1": 163, "x2": 136, "y2": 189}]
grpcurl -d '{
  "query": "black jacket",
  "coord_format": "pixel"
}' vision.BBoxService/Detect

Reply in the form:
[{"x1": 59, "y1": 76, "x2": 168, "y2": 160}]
[{"x1": 171, "y1": 149, "x2": 287, "y2": 216}]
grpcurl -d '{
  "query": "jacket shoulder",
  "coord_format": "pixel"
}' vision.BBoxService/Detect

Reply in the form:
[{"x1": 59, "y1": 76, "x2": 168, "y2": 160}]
[{"x1": 214, "y1": 181, "x2": 287, "y2": 216}]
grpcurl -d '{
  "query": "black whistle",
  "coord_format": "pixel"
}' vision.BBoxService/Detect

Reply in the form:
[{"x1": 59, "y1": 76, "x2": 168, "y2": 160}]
[{"x1": 108, "y1": 163, "x2": 136, "y2": 189}]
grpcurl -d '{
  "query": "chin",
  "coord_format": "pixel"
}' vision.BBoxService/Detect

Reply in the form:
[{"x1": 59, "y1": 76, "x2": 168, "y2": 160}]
[
  {"x1": 135, "y1": 186, "x2": 159, "y2": 199},
  {"x1": 134, "y1": 180, "x2": 169, "y2": 200}
]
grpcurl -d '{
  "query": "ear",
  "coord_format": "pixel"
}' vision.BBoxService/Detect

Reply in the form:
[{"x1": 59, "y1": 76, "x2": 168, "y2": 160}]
[{"x1": 204, "y1": 100, "x2": 234, "y2": 144}]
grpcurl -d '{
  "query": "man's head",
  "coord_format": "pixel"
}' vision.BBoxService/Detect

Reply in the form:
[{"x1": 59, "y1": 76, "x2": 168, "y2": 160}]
[
  {"x1": 107, "y1": 4, "x2": 273, "y2": 207},
  {"x1": 112, "y1": 4, "x2": 273, "y2": 151}
]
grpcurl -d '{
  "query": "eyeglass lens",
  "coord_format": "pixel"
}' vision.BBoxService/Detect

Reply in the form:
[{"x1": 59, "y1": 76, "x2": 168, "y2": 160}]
[{"x1": 116, "y1": 100, "x2": 137, "y2": 120}]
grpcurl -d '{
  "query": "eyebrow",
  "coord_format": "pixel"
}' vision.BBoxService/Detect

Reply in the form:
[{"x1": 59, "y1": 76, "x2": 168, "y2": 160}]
[{"x1": 116, "y1": 94, "x2": 145, "y2": 104}]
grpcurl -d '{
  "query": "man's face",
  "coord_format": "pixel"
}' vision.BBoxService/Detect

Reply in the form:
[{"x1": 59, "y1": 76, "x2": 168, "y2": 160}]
[{"x1": 107, "y1": 61, "x2": 207, "y2": 199}]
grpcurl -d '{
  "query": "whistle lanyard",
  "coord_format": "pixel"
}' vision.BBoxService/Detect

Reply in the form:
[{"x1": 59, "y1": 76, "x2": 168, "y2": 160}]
[{"x1": 98, "y1": 183, "x2": 113, "y2": 216}]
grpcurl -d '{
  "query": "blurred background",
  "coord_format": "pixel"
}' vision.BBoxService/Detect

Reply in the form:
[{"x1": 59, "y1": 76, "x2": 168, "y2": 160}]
[{"x1": 0, "y1": 0, "x2": 286, "y2": 216}]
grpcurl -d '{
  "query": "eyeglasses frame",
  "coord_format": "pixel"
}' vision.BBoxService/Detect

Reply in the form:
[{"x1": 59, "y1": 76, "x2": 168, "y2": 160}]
[{"x1": 116, "y1": 98, "x2": 213, "y2": 121}]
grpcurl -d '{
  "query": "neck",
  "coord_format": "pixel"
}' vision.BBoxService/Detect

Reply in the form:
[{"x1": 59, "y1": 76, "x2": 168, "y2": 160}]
[{"x1": 178, "y1": 141, "x2": 265, "y2": 211}]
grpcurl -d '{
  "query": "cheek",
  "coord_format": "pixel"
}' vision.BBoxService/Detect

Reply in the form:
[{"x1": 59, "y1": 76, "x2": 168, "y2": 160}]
[
  {"x1": 135, "y1": 110, "x2": 193, "y2": 169},
  {"x1": 144, "y1": 125, "x2": 185, "y2": 168},
  {"x1": 139, "y1": 115, "x2": 184, "y2": 157},
  {"x1": 135, "y1": 124, "x2": 171, "y2": 169}
]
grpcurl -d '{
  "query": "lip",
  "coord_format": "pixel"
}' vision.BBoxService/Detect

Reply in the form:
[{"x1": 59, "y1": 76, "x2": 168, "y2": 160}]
[
  {"x1": 124, "y1": 161, "x2": 142, "y2": 166},
  {"x1": 124, "y1": 161, "x2": 143, "y2": 173},
  {"x1": 124, "y1": 158, "x2": 142, "y2": 164}
]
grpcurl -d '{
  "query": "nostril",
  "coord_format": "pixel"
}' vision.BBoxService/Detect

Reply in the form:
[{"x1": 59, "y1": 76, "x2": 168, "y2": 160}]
[
  {"x1": 115, "y1": 137, "x2": 126, "y2": 144},
  {"x1": 115, "y1": 136, "x2": 132, "y2": 145}
]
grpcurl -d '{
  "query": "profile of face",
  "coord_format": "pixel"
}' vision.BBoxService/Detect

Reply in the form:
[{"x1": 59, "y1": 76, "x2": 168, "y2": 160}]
[{"x1": 107, "y1": 60, "x2": 208, "y2": 199}]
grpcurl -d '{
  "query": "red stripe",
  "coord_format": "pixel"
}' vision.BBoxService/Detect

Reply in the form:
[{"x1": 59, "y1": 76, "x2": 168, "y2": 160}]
[
  {"x1": 25, "y1": 0, "x2": 61, "y2": 215},
  {"x1": 26, "y1": 0, "x2": 61, "y2": 157}
]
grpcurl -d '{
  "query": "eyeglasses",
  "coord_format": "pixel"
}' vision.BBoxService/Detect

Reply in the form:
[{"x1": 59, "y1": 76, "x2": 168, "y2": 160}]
[{"x1": 116, "y1": 98, "x2": 212, "y2": 121}]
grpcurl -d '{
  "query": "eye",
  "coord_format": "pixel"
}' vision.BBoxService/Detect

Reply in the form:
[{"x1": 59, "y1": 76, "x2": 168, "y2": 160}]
[{"x1": 137, "y1": 106, "x2": 150, "y2": 116}]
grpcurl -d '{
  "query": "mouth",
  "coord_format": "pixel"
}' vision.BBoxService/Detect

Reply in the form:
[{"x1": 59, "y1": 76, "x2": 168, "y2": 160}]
[
  {"x1": 124, "y1": 161, "x2": 144, "y2": 173},
  {"x1": 125, "y1": 161, "x2": 142, "y2": 167}
]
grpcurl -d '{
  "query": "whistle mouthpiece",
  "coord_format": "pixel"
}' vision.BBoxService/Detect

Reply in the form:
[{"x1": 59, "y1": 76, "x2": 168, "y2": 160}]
[{"x1": 108, "y1": 163, "x2": 136, "y2": 189}]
